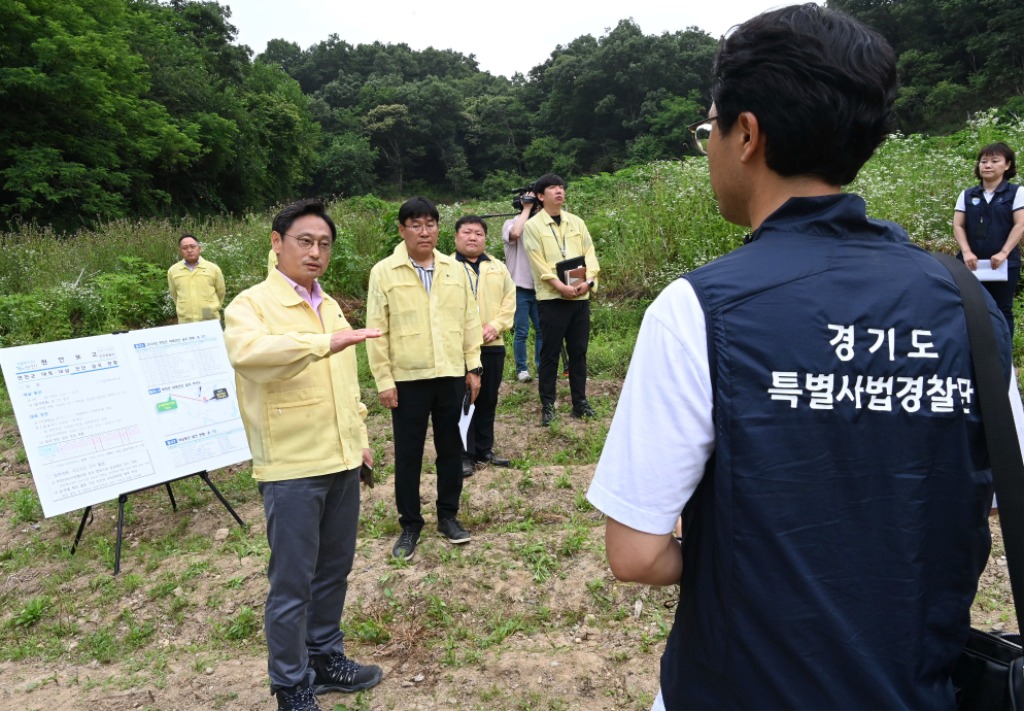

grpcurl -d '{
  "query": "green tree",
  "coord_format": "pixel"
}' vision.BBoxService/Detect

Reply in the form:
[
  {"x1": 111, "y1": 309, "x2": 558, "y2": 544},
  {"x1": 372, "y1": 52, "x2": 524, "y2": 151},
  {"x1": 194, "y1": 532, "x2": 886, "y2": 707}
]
[
  {"x1": 0, "y1": 0, "x2": 199, "y2": 229},
  {"x1": 830, "y1": 0, "x2": 1024, "y2": 133}
]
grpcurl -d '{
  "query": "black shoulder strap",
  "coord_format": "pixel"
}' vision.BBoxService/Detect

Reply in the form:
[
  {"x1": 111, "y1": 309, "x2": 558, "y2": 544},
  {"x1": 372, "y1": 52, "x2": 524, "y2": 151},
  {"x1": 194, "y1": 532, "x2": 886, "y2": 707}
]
[{"x1": 935, "y1": 252, "x2": 1024, "y2": 631}]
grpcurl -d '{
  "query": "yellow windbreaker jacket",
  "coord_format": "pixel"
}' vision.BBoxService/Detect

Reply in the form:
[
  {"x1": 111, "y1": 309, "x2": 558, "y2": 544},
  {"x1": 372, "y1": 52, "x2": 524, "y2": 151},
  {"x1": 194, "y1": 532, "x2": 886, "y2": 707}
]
[
  {"x1": 366, "y1": 242, "x2": 483, "y2": 392},
  {"x1": 522, "y1": 210, "x2": 600, "y2": 301},
  {"x1": 224, "y1": 271, "x2": 369, "y2": 481},
  {"x1": 454, "y1": 253, "x2": 516, "y2": 340},
  {"x1": 167, "y1": 257, "x2": 225, "y2": 322}
]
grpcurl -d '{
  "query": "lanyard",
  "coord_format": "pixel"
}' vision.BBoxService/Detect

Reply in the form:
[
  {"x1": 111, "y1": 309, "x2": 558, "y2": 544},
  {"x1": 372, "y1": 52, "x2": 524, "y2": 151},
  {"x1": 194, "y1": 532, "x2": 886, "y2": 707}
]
[
  {"x1": 462, "y1": 262, "x2": 479, "y2": 299},
  {"x1": 549, "y1": 223, "x2": 566, "y2": 258}
]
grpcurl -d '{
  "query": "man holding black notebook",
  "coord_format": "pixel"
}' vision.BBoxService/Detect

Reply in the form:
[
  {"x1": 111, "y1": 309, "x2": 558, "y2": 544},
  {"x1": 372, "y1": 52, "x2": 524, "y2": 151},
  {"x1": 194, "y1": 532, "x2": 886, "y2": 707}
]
[{"x1": 523, "y1": 173, "x2": 601, "y2": 426}]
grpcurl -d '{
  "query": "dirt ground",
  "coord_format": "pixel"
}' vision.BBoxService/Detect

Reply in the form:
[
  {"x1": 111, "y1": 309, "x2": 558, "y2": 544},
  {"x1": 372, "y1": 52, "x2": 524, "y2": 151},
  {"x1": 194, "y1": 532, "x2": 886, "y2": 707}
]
[{"x1": 0, "y1": 379, "x2": 1017, "y2": 711}]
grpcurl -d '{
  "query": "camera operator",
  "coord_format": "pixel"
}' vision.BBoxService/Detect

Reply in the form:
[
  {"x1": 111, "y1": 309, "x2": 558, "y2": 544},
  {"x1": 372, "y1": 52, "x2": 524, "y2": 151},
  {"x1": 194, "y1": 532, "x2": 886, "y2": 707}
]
[{"x1": 502, "y1": 189, "x2": 543, "y2": 383}]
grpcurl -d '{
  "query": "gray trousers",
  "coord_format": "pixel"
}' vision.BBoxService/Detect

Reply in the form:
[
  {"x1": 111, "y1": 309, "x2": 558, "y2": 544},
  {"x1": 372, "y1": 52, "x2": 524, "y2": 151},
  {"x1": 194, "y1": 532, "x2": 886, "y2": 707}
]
[{"x1": 259, "y1": 468, "x2": 360, "y2": 692}]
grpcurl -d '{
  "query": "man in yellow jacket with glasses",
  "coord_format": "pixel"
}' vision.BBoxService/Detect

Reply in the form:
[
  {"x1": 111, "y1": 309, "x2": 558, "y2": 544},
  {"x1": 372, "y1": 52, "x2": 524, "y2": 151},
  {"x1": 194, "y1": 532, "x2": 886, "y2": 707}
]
[
  {"x1": 366, "y1": 196, "x2": 483, "y2": 561},
  {"x1": 225, "y1": 199, "x2": 382, "y2": 711}
]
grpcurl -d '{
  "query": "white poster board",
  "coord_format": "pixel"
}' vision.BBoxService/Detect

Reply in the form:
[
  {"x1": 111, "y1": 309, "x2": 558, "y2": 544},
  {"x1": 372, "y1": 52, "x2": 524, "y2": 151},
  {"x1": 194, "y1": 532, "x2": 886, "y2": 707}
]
[{"x1": 0, "y1": 321, "x2": 252, "y2": 517}]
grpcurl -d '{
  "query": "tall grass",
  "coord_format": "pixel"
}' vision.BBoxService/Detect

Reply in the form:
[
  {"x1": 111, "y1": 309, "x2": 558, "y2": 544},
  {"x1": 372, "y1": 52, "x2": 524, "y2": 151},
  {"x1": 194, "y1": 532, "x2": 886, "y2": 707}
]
[{"x1": 2, "y1": 110, "x2": 1023, "y2": 350}]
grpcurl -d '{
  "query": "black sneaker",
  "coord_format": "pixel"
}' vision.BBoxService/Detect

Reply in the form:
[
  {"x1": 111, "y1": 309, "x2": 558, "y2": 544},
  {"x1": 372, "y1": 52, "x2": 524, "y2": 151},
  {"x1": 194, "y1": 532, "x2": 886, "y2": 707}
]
[
  {"x1": 392, "y1": 527, "x2": 419, "y2": 560},
  {"x1": 571, "y1": 401, "x2": 597, "y2": 419},
  {"x1": 310, "y1": 651, "x2": 383, "y2": 694},
  {"x1": 540, "y1": 405, "x2": 556, "y2": 427},
  {"x1": 438, "y1": 517, "x2": 472, "y2": 544},
  {"x1": 276, "y1": 683, "x2": 321, "y2": 711}
]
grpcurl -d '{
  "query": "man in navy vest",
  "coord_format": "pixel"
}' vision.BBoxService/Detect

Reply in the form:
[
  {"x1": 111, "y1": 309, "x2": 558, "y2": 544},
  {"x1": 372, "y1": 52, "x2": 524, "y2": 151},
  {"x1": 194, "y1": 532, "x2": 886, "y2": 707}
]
[{"x1": 588, "y1": 5, "x2": 1023, "y2": 709}]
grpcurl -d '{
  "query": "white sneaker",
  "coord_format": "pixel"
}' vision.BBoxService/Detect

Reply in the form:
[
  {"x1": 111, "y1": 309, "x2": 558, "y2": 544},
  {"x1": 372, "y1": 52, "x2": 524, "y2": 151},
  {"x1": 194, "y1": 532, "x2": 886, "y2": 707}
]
[{"x1": 517, "y1": 371, "x2": 532, "y2": 383}]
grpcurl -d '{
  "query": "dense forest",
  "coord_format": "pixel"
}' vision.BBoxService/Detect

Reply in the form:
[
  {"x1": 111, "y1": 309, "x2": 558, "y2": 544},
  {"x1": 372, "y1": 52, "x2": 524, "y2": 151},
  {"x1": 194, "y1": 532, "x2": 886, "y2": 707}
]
[{"x1": 2, "y1": 0, "x2": 1022, "y2": 231}]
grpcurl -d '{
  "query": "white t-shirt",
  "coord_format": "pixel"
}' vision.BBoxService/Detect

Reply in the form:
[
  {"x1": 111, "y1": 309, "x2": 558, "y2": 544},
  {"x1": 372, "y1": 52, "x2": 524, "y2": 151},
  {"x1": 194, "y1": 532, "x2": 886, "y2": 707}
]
[{"x1": 587, "y1": 279, "x2": 713, "y2": 535}]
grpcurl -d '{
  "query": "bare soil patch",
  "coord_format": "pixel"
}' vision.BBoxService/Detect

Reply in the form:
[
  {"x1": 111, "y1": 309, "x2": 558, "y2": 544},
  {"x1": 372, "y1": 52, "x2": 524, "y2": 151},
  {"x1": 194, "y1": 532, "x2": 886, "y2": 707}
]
[{"x1": 0, "y1": 379, "x2": 1016, "y2": 711}]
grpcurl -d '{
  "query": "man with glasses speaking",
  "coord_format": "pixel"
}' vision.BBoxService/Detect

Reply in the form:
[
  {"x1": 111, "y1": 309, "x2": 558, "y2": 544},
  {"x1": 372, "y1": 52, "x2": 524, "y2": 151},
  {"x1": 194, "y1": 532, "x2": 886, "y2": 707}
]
[
  {"x1": 225, "y1": 199, "x2": 383, "y2": 711},
  {"x1": 366, "y1": 197, "x2": 483, "y2": 560}
]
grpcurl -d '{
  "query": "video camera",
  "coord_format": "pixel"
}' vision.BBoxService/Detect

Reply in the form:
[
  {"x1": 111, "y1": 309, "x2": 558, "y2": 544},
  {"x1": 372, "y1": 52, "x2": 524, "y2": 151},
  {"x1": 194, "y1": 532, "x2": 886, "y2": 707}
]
[{"x1": 511, "y1": 184, "x2": 538, "y2": 212}]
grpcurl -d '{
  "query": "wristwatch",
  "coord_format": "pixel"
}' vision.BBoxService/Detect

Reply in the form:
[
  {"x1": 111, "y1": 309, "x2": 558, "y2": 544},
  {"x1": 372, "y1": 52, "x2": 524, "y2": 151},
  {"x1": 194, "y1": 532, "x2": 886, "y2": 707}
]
[
  {"x1": 468, "y1": 367, "x2": 483, "y2": 376},
  {"x1": 587, "y1": 280, "x2": 595, "y2": 289}
]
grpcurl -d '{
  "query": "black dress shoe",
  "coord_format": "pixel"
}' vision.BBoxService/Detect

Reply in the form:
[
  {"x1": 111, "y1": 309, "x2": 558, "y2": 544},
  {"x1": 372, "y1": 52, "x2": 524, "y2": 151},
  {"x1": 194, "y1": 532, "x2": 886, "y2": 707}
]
[
  {"x1": 462, "y1": 457, "x2": 476, "y2": 478},
  {"x1": 475, "y1": 452, "x2": 511, "y2": 467}
]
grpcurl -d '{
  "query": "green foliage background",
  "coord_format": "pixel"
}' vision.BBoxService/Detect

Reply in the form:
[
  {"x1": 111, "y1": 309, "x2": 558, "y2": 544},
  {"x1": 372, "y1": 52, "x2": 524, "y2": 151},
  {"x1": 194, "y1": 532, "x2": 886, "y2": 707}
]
[
  {"x1": 3, "y1": 113, "x2": 1023, "y2": 367},
  {"x1": 7, "y1": 0, "x2": 1018, "y2": 233}
]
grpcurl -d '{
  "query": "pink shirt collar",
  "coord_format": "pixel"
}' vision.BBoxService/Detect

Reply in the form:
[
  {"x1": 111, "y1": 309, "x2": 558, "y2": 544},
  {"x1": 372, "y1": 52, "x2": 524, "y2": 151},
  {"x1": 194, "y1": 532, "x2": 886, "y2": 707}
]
[{"x1": 276, "y1": 268, "x2": 324, "y2": 318}]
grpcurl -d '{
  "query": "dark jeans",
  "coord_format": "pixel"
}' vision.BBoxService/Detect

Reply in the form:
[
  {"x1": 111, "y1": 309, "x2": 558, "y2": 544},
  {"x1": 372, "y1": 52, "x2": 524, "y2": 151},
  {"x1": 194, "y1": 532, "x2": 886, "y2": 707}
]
[
  {"x1": 537, "y1": 299, "x2": 590, "y2": 409},
  {"x1": 513, "y1": 287, "x2": 542, "y2": 373},
  {"x1": 466, "y1": 347, "x2": 505, "y2": 458},
  {"x1": 259, "y1": 469, "x2": 360, "y2": 692},
  {"x1": 982, "y1": 264, "x2": 1020, "y2": 337},
  {"x1": 392, "y1": 377, "x2": 464, "y2": 528}
]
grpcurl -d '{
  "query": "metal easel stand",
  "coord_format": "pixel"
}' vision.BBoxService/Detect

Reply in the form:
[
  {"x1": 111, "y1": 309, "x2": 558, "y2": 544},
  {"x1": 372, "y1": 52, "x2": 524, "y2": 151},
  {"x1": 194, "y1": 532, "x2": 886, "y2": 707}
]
[{"x1": 70, "y1": 470, "x2": 246, "y2": 575}]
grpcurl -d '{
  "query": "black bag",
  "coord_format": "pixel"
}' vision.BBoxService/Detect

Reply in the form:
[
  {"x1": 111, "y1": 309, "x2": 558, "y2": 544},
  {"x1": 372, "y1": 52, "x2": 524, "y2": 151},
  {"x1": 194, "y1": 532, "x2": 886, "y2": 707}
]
[
  {"x1": 952, "y1": 629, "x2": 1023, "y2": 710},
  {"x1": 936, "y1": 253, "x2": 1024, "y2": 711}
]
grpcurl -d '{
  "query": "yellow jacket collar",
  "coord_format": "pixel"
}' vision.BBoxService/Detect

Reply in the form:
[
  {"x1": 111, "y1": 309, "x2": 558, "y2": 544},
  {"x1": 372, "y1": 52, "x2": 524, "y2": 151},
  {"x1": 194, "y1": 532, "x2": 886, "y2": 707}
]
[{"x1": 386, "y1": 241, "x2": 453, "y2": 269}]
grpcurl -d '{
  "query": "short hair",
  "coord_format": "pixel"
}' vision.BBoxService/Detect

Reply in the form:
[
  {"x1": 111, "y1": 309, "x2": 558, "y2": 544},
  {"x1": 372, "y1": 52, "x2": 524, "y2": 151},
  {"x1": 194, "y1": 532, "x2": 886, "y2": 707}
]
[
  {"x1": 974, "y1": 143, "x2": 1017, "y2": 181},
  {"x1": 272, "y1": 199, "x2": 337, "y2": 242},
  {"x1": 712, "y1": 3, "x2": 898, "y2": 186},
  {"x1": 533, "y1": 173, "x2": 566, "y2": 195},
  {"x1": 398, "y1": 197, "x2": 439, "y2": 225},
  {"x1": 454, "y1": 215, "x2": 488, "y2": 234},
  {"x1": 178, "y1": 233, "x2": 199, "y2": 245}
]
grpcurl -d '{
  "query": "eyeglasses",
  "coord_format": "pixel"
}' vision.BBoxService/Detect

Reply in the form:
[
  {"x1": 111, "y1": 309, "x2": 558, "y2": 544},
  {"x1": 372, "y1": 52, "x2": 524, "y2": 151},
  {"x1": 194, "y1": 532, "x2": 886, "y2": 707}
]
[
  {"x1": 284, "y1": 234, "x2": 333, "y2": 252},
  {"x1": 687, "y1": 115, "x2": 718, "y2": 156},
  {"x1": 402, "y1": 220, "x2": 439, "y2": 234}
]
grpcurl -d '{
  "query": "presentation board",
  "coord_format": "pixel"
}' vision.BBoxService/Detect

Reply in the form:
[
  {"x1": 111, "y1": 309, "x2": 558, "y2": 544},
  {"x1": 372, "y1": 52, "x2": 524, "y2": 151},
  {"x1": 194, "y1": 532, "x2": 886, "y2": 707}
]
[{"x1": 0, "y1": 321, "x2": 252, "y2": 517}]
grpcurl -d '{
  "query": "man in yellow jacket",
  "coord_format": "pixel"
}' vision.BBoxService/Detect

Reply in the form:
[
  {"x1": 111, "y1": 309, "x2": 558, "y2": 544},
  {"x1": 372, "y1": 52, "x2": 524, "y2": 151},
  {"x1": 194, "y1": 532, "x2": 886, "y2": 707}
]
[
  {"x1": 167, "y1": 233, "x2": 225, "y2": 322},
  {"x1": 453, "y1": 215, "x2": 516, "y2": 477},
  {"x1": 224, "y1": 200, "x2": 383, "y2": 711},
  {"x1": 366, "y1": 196, "x2": 483, "y2": 560},
  {"x1": 523, "y1": 173, "x2": 601, "y2": 426}
]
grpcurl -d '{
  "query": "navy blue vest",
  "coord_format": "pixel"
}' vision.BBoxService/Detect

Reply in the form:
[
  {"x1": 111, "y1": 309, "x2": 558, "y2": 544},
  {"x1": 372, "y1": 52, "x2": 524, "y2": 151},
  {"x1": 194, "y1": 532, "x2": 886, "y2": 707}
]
[
  {"x1": 962, "y1": 180, "x2": 1021, "y2": 267},
  {"x1": 665, "y1": 195, "x2": 1005, "y2": 710}
]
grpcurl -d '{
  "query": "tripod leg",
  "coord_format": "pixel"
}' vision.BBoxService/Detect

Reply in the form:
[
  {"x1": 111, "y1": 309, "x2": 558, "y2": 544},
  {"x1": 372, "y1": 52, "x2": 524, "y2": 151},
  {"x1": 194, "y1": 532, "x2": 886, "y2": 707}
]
[
  {"x1": 200, "y1": 472, "x2": 246, "y2": 528},
  {"x1": 71, "y1": 506, "x2": 92, "y2": 555},
  {"x1": 114, "y1": 494, "x2": 128, "y2": 576}
]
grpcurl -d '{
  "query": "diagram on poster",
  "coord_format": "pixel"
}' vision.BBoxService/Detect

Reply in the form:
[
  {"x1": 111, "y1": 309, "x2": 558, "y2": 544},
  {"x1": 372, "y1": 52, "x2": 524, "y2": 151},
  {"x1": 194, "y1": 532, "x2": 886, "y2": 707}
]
[{"x1": 0, "y1": 321, "x2": 251, "y2": 517}]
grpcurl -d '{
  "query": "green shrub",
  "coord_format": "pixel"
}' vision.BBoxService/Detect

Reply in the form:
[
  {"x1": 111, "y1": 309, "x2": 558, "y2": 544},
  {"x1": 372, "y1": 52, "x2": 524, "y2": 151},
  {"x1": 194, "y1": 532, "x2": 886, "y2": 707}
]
[{"x1": 92, "y1": 256, "x2": 172, "y2": 331}]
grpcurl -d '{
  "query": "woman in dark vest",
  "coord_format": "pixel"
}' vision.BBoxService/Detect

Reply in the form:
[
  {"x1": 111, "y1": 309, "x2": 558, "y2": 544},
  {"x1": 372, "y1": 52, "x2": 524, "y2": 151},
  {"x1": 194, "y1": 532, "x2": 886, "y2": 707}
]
[{"x1": 953, "y1": 142, "x2": 1024, "y2": 335}]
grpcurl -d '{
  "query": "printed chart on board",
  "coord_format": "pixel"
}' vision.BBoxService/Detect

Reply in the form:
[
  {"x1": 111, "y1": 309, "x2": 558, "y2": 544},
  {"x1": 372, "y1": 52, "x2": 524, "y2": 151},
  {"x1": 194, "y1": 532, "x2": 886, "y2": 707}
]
[{"x1": 0, "y1": 321, "x2": 251, "y2": 517}]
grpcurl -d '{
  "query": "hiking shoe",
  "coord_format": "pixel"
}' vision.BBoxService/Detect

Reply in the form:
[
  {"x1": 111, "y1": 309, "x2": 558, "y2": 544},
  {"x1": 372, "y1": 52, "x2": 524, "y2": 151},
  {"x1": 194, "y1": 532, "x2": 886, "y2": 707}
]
[
  {"x1": 438, "y1": 517, "x2": 472, "y2": 544},
  {"x1": 276, "y1": 683, "x2": 321, "y2": 711},
  {"x1": 517, "y1": 370, "x2": 532, "y2": 383},
  {"x1": 392, "y1": 527, "x2": 420, "y2": 560},
  {"x1": 310, "y1": 651, "x2": 383, "y2": 694},
  {"x1": 540, "y1": 405, "x2": 556, "y2": 427},
  {"x1": 571, "y1": 401, "x2": 597, "y2": 419}
]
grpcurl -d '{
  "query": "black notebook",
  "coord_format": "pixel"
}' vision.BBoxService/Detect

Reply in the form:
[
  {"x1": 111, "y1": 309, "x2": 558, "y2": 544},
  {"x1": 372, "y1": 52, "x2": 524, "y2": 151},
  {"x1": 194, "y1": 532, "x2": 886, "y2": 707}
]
[{"x1": 555, "y1": 255, "x2": 586, "y2": 285}]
